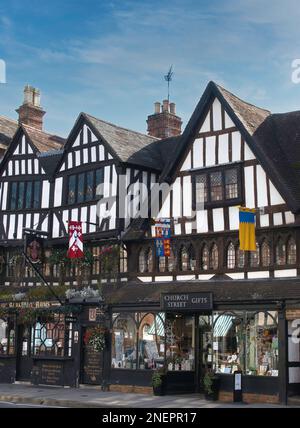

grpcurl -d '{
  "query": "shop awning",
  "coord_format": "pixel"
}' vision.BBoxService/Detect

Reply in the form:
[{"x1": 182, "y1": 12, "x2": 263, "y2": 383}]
[
  {"x1": 148, "y1": 313, "x2": 165, "y2": 336},
  {"x1": 213, "y1": 315, "x2": 234, "y2": 337}
]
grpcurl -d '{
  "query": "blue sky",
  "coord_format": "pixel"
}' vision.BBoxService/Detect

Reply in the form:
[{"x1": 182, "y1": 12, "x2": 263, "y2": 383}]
[{"x1": 0, "y1": 0, "x2": 300, "y2": 137}]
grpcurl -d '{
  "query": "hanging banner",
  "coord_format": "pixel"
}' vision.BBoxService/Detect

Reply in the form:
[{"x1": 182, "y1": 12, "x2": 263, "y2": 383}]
[
  {"x1": 239, "y1": 208, "x2": 256, "y2": 251},
  {"x1": 155, "y1": 219, "x2": 171, "y2": 257},
  {"x1": 68, "y1": 221, "x2": 84, "y2": 259}
]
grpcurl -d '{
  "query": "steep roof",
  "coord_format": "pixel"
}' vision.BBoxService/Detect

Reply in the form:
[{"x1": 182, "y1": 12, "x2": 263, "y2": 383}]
[
  {"x1": 84, "y1": 113, "x2": 164, "y2": 170},
  {"x1": 253, "y1": 111, "x2": 300, "y2": 212},
  {"x1": 215, "y1": 84, "x2": 270, "y2": 135},
  {"x1": 0, "y1": 116, "x2": 18, "y2": 149},
  {"x1": 23, "y1": 124, "x2": 65, "y2": 153}
]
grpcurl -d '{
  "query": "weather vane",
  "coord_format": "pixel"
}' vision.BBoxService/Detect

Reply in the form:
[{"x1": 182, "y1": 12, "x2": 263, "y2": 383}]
[{"x1": 164, "y1": 65, "x2": 174, "y2": 103}]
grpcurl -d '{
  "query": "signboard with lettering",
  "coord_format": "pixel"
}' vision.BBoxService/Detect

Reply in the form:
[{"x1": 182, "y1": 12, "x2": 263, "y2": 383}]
[{"x1": 161, "y1": 292, "x2": 213, "y2": 311}]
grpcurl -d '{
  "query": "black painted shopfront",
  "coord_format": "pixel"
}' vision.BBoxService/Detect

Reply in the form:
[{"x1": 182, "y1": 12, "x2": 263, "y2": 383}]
[
  {"x1": 0, "y1": 299, "x2": 109, "y2": 389},
  {"x1": 1, "y1": 278, "x2": 300, "y2": 404}
]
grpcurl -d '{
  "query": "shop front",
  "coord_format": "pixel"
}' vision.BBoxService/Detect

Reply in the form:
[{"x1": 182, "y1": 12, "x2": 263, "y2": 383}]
[
  {"x1": 107, "y1": 283, "x2": 287, "y2": 403},
  {"x1": 0, "y1": 299, "x2": 108, "y2": 389}
]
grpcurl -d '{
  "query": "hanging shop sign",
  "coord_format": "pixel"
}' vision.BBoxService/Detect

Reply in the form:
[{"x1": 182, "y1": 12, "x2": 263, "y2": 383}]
[
  {"x1": 161, "y1": 292, "x2": 213, "y2": 311},
  {"x1": 25, "y1": 232, "x2": 45, "y2": 264}
]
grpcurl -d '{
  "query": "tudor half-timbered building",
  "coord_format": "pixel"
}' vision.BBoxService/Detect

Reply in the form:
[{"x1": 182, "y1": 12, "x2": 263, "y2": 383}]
[{"x1": 0, "y1": 82, "x2": 300, "y2": 404}]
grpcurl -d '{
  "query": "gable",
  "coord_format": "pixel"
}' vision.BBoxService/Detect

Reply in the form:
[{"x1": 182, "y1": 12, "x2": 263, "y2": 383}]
[
  {"x1": 58, "y1": 121, "x2": 114, "y2": 173},
  {"x1": 154, "y1": 94, "x2": 293, "y2": 237},
  {"x1": 1, "y1": 133, "x2": 46, "y2": 178}
]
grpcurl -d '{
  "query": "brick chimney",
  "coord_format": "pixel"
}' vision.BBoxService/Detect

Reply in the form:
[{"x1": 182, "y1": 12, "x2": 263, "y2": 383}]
[
  {"x1": 16, "y1": 85, "x2": 45, "y2": 130},
  {"x1": 147, "y1": 99, "x2": 182, "y2": 139}
]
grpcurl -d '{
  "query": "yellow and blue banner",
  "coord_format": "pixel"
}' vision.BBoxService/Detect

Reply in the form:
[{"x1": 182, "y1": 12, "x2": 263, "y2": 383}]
[{"x1": 239, "y1": 208, "x2": 256, "y2": 251}]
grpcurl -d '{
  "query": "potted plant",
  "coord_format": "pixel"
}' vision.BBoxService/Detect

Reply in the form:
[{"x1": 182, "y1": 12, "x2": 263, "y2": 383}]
[
  {"x1": 151, "y1": 368, "x2": 166, "y2": 396},
  {"x1": 203, "y1": 370, "x2": 220, "y2": 401}
]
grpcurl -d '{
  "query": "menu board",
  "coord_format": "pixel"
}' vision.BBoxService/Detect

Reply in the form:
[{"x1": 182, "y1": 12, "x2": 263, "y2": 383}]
[
  {"x1": 82, "y1": 344, "x2": 103, "y2": 385},
  {"x1": 40, "y1": 362, "x2": 64, "y2": 386}
]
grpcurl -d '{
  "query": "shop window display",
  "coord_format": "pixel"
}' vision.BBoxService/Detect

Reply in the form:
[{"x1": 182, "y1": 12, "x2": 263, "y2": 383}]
[
  {"x1": 0, "y1": 319, "x2": 15, "y2": 355},
  {"x1": 213, "y1": 311, "x2": 279, "y2": 376},
  {"x1": 213, "y1": 312, "x2": 244, "y2": 374},
  {"x1": 246, "y1": 311, "x2": 278, "y2": 376},
  {"x1": 137, "y1": 313, "x2": 165, "y2": 369},
  {"x1": 111, "y1": 313, "x2": 137, "y2": 369},
  {"x1": 165, "y1": 314, "x2": 195, "y2": 371}
]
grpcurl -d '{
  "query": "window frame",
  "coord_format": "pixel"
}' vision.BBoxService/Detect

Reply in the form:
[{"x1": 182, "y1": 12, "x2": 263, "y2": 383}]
[
  {"x1": 192, "y1": 163, "x2": 243, "y2": 209},
  {"x1": 8, "y1": 180, "x2": 42, "y2": 211},
  {"x1": 66, "y1": 168, "x2": 104, "y2": 205}
]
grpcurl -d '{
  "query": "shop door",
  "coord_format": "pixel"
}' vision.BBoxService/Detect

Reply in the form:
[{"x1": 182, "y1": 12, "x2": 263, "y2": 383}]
[
  {"x1": 197, "y1": 318, "x2": 213, "y2": 392},
  {"x1": 16, "y1": 325, "x2": 33, "y2": 381},
  {"x1": 81, "y1": 327, "x2": 104, "y2": 385}
]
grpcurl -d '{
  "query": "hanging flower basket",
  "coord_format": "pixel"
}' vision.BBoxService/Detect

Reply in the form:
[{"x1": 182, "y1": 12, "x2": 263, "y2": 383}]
[{"x1": 84, "y1": 326, "x2": 106, "y2": 352}]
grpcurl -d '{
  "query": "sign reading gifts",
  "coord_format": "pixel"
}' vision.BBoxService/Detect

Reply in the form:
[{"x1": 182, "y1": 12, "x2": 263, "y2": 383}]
[{"x1": 155, "y1": 219, "x2": 171, "y2": 257}]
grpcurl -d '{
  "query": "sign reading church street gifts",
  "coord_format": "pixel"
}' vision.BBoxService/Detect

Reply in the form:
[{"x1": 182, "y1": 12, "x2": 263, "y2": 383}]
[{"x1": 161, "y1": 292, "x2": 213, "y2": 311}]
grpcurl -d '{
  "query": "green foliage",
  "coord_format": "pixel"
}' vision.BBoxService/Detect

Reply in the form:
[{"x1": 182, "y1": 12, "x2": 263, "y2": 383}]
[
  {"x1": 151, "y1": 368, "x2": 166, "y2": 388},
  {"x1": 203, "y1": 371, "x2": 218, "y2": 396}
]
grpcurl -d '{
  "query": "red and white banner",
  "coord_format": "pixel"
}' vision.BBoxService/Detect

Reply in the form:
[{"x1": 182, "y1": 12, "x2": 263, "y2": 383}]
[{"x1": 68, "y1": 221, "x2": 84, "y2": 259}]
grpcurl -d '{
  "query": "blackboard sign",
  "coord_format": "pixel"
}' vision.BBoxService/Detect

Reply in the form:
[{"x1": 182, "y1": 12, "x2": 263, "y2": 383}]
[
  {"x1": 161, "y1": 292, "x2": 213, "y2": 311},
  {"x1": 39, "y1": 362, "x2": 64, "y2": 386},
  {"x1": 82, "y1": 344, "x2": 103, "y2": 385}
]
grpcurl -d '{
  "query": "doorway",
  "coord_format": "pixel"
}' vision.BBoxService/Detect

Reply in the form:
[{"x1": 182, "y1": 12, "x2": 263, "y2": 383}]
[
  {"x1": 16, "y1": 325, "x2": 33, "y2": 381},
  {"x1": 196, "y1": 315, "x2": 213, "y2": 392},
  {"x1": 80, "y1": 326, "x2": 104, "y2": 385}
]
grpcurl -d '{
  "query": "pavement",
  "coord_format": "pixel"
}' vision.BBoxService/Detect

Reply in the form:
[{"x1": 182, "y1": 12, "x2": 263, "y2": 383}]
[{"x1": 0, "y1": 383, "x2": 292, "y2": 408}]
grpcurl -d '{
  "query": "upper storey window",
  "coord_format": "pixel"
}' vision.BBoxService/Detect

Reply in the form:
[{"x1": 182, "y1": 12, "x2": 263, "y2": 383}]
[
  {"x1": 194, "y1": 165, "x2": 242, "y2": 208},
  {"x1": 67, "y1": 168, "x2": 104, "y2": 205},
  {"x1": 9, "y1": 180, "x2": 41, "y2": 211}
]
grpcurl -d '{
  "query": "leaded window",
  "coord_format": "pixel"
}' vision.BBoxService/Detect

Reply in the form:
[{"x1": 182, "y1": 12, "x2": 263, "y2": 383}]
[
  {"x1": 250, "y1": 242, "x2": 260, "y2": 267},
  {"x1": 119, "y1": 246, "x2": 128, "y2": 273},
  {"x1": 261, "y1": 240, "x2": 271, "y2": 267},
  {"x1": 179, "y1": 245, "x2": 196, "y2": 271},
  {"x1": 237, "y1": 248, "x2": 245, "y2": 268},
  {"x1": 210, "y1": 244, "x2": 219, "y2": 270},
  {"x1": 195, "y1": 174, "x2": 208, "y2": 203},
  {"x1": 210, "y1": 171, "x2": 223, "y2": 202},
  {"x1": 276, "y1": 239, "x2": 286, "y2": 266},
  {"x1": 227, "y1": 242, "x2": 236, "y2": 269},
  {"x1": 225, "y1": 168, "x2": 238, "y2": 199},
  {"x1": 287, "y1": 238, "x2": 296, "y2": 265},
  {"x1": 67, "y1": 168, "x2": 104, "y2": 204},
  {"x1": 194, "y1": 166, "x2": 241, "y2": 208},
  {"x1": 201, "y1": 245, "x2": 209, "y2": 271},
  {"x1": 9, "y1": 181, "x2": 41, "y2": 210},
  {"x1": 32, "y1": 314, "x2": 72, "y2": 357},
  {"x1": 138, "y1": 248, "x2": 153, "y2": 273}
]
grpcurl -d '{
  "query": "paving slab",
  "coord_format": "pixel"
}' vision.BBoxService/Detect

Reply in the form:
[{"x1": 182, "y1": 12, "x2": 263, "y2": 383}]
[{"x1": 0, "y1": 383, "x2": 290, "y2": 408}]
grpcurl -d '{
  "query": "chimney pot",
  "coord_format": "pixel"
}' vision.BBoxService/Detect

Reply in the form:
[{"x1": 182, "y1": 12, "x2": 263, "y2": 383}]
[
  {"x1": 33, "y1": 88, "x2": 41, "y2": 107},
  {"x1": 170, "y1": 102, "x2": 176, "y2": 114},
  {"x1": 162, "y1": 99, "x2": 169, "y2": 113},
  {"x1": 17, "y1": 85, "x2": 45, "y2": 130},
  {"x1": 154, "y1": 102, "x2": 161, "y2": 114}
]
